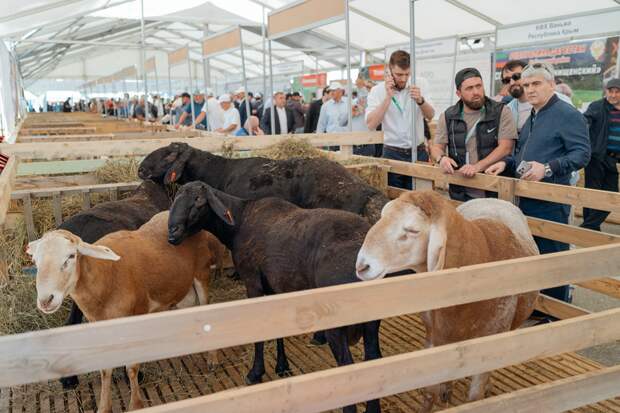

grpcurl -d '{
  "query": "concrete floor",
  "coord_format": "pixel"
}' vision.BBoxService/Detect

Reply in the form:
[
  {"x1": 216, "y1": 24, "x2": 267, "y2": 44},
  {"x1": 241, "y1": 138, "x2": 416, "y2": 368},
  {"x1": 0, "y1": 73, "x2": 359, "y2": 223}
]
[{"x1": 572, "y1": 218, "x2": 620, "y2": 366}]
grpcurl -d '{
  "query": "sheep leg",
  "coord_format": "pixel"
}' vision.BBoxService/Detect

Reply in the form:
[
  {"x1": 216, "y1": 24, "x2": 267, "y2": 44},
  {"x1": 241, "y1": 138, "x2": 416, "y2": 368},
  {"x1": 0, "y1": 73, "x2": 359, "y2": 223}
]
[
  {"x1": 59, "y1": 301, "x2": 84, "y2": 389},
  {"x1": 467, "y1": 372, "x2": 491, "y2": 402},
  {"x1": 97, "y1": 368, "x2": 113, "y2": 413},
  {"x1": 246, "y1": 341, "x2": 266, "y2": 385},
  {"x1": 309, "y1": 330, "x2": 327, "y2": 346},
  {"x1": 275, "y1": 338, "x2": 292, "y2": 377},
  {"x1": 362, "y1": 320, "x2": 382, "y2": 413},
  {"x1": 325, "y1": 327, "x2": 356, "y2": 413},
  {"x1": 127, "y1": 363, "x2": 145, "y2": 410}
]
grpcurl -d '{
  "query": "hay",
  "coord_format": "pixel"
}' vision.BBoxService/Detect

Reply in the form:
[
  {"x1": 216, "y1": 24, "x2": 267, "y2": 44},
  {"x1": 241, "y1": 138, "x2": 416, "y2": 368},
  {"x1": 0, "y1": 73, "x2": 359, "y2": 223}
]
[
  {"x1": 94, "y1": 158, "x2": 140, "y2": 183},
  {"x1": 0, "y1": 274, "x2": 71, "y2": 335},
  {"x1": 252, "y1": 137, "x2": 327, "y2": 160}
]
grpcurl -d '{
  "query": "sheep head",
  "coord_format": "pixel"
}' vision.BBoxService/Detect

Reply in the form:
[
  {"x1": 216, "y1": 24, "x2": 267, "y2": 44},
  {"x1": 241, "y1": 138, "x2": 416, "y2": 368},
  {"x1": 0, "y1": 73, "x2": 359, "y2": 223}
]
[
  {"x1": 356, "y1": 190, "x2": 453, "y2": 281},
  {"x1": 138, "y1": 142, "x2": 192, "y2": 184},
  {"x1": 27, "y1": 230, "x2": 120, "y2": 314},
  {"x1": 168, "y1": 182, "x2": 234, "y2": 246}
]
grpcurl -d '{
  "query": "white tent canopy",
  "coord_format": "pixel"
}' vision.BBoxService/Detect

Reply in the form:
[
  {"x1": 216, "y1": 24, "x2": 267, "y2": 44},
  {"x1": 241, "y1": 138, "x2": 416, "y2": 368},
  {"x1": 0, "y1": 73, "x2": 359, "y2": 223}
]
[{"x1": 0, "y1": 1, "x2": 619, "y2": 100}]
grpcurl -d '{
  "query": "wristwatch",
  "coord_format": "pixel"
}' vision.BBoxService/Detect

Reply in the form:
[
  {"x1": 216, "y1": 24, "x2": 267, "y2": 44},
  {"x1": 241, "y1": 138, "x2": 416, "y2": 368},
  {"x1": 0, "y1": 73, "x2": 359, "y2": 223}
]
[
  {"x1": 544, "y1": 163, "x2": 553, "y2": 178},
  {"x1": 416, "y1": 97, "x2": 425, "y2": 106}
]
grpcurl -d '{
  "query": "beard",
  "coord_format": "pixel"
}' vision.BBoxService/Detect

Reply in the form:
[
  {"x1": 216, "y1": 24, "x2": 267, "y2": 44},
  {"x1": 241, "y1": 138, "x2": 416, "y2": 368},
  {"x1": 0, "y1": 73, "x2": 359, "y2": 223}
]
[
  {"x1": 462, "y1": 95, "x2": 484, "y2": 110},
  {"x1": 510, "y1": 85, "x2": 524, "y2": 99}
]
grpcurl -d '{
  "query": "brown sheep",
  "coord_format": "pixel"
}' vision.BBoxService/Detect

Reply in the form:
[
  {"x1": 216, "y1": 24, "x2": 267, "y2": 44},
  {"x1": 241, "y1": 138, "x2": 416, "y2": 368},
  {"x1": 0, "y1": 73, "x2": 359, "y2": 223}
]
[
  {"x1": 355, "y1": 191, "x2": 539, "y2": 412},
  {"x1": 27, "y1": 211, "x2": 224, "y2": 413}
]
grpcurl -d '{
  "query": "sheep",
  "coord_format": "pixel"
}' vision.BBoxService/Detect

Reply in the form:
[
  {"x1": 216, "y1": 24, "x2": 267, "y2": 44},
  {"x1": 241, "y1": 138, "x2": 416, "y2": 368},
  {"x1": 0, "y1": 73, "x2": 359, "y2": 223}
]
[
  {"x1": 167, "y1": 182, "x2": 383, "y2": 413},
  {"x1": 56, "y1": 179, "x2": 171, "y2": 389},
  {"x1": 355, "y1": 191, "x2": 539, "y2": 412},
  {"x1": 138, "y1": 142, "x2": 389, "y2": 224},
  {"x1": 27, "y1": 211, "x2": 224, "y2": 413}
]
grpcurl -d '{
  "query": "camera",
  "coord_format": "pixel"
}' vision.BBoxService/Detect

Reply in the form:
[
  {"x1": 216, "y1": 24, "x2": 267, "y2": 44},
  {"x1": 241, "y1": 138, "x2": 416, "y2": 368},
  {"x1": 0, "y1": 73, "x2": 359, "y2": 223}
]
[{"x1": 516, "y1": 160, "x2": 532, "y2": 176}]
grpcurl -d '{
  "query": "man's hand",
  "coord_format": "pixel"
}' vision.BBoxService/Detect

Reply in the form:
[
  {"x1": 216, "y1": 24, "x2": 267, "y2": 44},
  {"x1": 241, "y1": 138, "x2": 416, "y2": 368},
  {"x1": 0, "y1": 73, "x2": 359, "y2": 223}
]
[
  {"x1": 385, "y1": 74, "x2": 396, "y2": 98},
  {"x1": 439, "y1": 156, "x2": 458, "y2": 174},
  {"x1": 458, "y1": 163, "x2": 481, "y2": 178},
  {"x1": 521, "y1": 161, "x2": 545, "y2": 181},
  {"x1": 485, "y1": 161, "x2": 506, "y2": 176},
  {"x1": 174, "y1": 124, "x2": 180, "y2": 130},
  {"x1": 409, "y1": 86, "x2": 423, "y2": 104}
]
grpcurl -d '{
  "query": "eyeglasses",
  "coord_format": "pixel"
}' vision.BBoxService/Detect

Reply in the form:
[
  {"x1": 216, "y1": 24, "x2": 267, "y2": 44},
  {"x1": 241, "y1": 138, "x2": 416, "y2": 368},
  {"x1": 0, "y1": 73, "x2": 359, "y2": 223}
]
[
  {"x1": 501, "y1": 73, "x2": 522, "y2": 84},
  {"x1": 524, "y1": 62, "x2": 554, "y2": 76}
]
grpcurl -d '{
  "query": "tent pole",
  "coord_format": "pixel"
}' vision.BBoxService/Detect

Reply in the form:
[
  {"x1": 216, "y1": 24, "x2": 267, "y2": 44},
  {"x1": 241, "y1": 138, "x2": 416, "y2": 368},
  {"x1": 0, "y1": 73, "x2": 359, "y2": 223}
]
[
  {"x1": 168, "y1": 63, "x2": 172, "y2": 100},
  {"x1": 450, "y1": 36, "x2": 459, "y2": 105},
  {"x1": 140, "y1": 0, "x2": 149, "y2": 121},
  {"x1": 345, "y1": 0, "x2": 353, "y2": 133},
  {"x1": 203, "y1": 24, "x2": 209, "y2": 91},
  {"x1": 262, "y1": 6, "x2": 267, "y2": 97},
  {"x1": 187, "y1": 46, "x2": 196, "y2": 127},
  {"x1": 239, "y1": 29, "x2": 252, "y2": 135},
  {"x1": 409, "y1": 0, "x2": 418, "y2": 190},
  {"x1": 268, "y1": 39, "x2": 275, "y2": 136},
  {"x1": 490, "y1": 27, "x2": 498, "y2": 96}
]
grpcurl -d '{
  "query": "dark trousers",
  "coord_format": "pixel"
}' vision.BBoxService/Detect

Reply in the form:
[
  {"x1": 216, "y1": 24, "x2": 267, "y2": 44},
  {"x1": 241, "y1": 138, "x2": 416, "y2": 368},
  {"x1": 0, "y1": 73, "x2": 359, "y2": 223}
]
[
  {"x1": 519, "y1": 198, "x2": 572, "y2": 302},
  {"x1": 582, "y1": 155, "x2": 619, "y2": 231},
  {"x1": 382, "y1": 146, "x2": 413, "y2": 190}
]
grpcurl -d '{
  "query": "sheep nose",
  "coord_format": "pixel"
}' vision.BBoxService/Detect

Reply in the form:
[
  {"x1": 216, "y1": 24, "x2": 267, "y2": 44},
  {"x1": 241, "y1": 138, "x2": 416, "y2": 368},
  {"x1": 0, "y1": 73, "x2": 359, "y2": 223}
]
[
  {"x1": 356, "y1": 260, "x2": 370, "y2": 276},
  {"x1": 138, "y1": 167, "x2": 148, "y2": 178},
  {"x1": 39, "y1": 294, "x2": 54, "y2": 308}
]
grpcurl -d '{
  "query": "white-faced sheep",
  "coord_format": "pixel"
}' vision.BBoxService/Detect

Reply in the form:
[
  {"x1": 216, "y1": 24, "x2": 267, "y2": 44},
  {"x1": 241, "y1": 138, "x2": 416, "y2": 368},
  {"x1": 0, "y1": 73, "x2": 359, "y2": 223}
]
[
  {"x1": 27, "y1": 211, "x2": 224, "y2": 413},
  {"x1": 356, "y1": 191, "x2": 539, "y2": 412}
]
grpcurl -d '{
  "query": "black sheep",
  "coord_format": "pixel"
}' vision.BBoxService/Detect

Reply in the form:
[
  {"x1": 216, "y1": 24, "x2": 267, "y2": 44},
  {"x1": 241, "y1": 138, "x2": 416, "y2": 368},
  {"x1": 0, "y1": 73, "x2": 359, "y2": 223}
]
[
  {"x1": 138, "y1": 142, "x2": 389, "y2": 224},
  {"x1": 57, "y1": 179, "x2": 171, "y2": 389},
  {"x1": 168, "y1": 182, "x2": 382, "y2": 413}
]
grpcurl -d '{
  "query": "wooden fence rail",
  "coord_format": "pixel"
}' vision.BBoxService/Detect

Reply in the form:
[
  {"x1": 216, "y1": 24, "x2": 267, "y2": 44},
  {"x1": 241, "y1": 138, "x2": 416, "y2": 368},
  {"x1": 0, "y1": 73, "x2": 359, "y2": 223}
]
[
  {"x1": 0, "y1": 156, "x2": 18, "y2": 226},
  {"x1": 1, "y1": 243, "x2": 618, "y2": 387}
]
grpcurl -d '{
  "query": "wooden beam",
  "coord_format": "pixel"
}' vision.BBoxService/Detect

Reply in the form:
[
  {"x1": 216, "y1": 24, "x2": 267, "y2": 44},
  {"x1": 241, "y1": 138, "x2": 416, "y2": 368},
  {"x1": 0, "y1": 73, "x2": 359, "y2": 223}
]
[
  {"x1": 0, "y1": 132, "x2": 384, "y2": 161},
  {"x1": 443, "y1": 365, "x2": 620, "y2": 413},
  {"x1": 0, "y1": 156, "x2": 18, "y2": 226},
  {"x1": 535, "y1": 295, "x2": 590, "y2": 320},
  {"x1": 1, "y1": 243, "x2": 619, "y2": 387},
  {"x1": 136, "y1": 309, "x2": 620, "y2": 413},
  {"x1": 11, "y1": 181, "x2": 141, "y2": 199},
  {"x1": 526, "y1": 216, "x2": 620, "y2": 247},
  {"x1": 576, "y1": 278, "x2": 620, "y2": 300}
]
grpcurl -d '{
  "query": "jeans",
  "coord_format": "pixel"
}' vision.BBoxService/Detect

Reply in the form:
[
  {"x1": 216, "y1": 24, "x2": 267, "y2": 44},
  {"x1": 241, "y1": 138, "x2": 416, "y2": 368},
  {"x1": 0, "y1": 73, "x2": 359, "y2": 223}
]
[
  {"x1": 382, "y1": 146, "x2": 413, "y2": 190},
  {"x1": 519, "y1": 197, "x2": 572, "y2": 302},
  {"x1": 582, "y1": 155, "x2": 619, "y2": 231}
]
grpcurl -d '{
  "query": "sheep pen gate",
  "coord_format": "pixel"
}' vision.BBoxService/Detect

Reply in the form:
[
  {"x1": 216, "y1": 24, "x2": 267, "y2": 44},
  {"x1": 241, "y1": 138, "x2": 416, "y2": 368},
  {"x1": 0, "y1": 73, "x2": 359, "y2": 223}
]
[{"x1": 1, "y1": 126, "x2": 620, "y2": 412}]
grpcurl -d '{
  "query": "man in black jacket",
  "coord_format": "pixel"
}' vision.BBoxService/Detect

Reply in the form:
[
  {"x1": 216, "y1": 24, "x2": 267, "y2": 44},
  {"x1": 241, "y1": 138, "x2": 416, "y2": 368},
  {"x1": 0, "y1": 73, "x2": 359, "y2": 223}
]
[
  {"x1": 262, "y1": 92, "x2": 295, "y2": 134},
  {"x1": 304, "y1": 87, "x2": 330, "y2": 133},
  {"x1": 581, "y1": 78, "x2": 620, "y2": 231}
]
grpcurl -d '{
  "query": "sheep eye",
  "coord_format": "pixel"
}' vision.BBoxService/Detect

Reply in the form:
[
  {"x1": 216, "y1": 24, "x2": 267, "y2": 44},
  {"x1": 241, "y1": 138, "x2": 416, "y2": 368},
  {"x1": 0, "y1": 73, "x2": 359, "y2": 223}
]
[{"x1": 404, "y1": 227, "x2": 419, "y2": 235}]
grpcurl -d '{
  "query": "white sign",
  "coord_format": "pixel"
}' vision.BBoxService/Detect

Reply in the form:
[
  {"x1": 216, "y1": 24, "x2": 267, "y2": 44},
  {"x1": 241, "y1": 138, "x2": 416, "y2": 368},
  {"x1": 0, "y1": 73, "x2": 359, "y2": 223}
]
[
  {"x1": 272, "y1": 61, "x2": 304, "y2": 75},
  {"x1": 386, "y1": 37, "x2": 457, "y2": 60},
  {"x1": 497, "y1": 10, "x2": 620, "y2": 48}
]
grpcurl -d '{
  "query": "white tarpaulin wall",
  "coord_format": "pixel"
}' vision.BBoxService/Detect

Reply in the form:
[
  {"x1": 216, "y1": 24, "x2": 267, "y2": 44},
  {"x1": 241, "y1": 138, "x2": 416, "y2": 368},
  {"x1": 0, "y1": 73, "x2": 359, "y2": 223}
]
[{"x1": 0, "y1": 41, "x2": 25, "y2": 143}]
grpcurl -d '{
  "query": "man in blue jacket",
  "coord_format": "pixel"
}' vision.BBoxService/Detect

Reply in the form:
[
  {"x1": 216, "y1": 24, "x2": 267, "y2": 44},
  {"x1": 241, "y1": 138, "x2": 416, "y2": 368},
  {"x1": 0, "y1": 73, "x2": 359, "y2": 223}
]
[
  {"x1": 486, "y1": 62, "x2": 590, "y2": 303},
  {"x1": 581, "y1": 78, "x2": 620, "y2": 231}
]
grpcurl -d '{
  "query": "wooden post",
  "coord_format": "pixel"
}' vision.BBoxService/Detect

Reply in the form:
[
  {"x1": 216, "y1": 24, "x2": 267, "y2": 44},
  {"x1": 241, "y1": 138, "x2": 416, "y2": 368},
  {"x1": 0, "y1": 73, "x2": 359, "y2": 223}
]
[
  {"x1": 22, "y1": 194, "x2": 36, "y2": 241},
  {"x1": 497, "y1": 177, "x2": 516, "y2": 204},
  {"x1": 81, "y1": 189, "x2": 91, "y2": 210},
  {"x1": 52, "y1": 192, "x2": 62, "y2": 226}
]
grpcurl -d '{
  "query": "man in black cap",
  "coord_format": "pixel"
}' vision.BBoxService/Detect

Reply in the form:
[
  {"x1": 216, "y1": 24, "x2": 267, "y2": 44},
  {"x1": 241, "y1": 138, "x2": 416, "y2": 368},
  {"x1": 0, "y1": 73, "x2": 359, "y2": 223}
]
[
  {"x1": 287, "y1": 91, "x2": 306, "y2": 133},
  {"x1": 304, "y1": 87, "x2": 330, "y2": 133},
  {"x1": 581, "y1": 78, "x2": 620, "y2": 231},
  {"x1": 430, "y1": 67, "x2": 518, "y2": 201}
]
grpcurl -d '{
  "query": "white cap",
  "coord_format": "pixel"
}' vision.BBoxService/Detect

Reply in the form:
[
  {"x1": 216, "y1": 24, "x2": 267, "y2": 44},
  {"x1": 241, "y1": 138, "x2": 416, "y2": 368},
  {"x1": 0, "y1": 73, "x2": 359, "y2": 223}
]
[
  {"x1": 205, "y1": 88, "x2": 214, "y2": 97},
  {"x1": 218, "y1": 93, "x2": 231, "y2": 103},
  {"x1": 235, "y1": 87, "x2": 246, "y2": 94},
  {"x1": 255, "y1": 92, "x2": 262, "y2": 99},
  {"x1": 330, "y1": 82, "x2": 345, "y2": 90}
]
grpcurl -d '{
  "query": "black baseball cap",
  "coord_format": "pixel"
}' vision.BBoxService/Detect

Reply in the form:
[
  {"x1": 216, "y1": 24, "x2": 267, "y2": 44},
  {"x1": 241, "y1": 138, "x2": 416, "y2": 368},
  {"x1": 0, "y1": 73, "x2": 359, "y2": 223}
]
[
  {"x1": 292, "y1": 91, "x2": 301, "y2": 97},
  {"x1": 606, "y1": 78, "x2": 620, "y2": 90},
  {"x1": 455, "y1": 67, "x2": 482, "y2": 89},
  {"x1": 181, "y1": 92, "x2": 191, "y2": 99}
]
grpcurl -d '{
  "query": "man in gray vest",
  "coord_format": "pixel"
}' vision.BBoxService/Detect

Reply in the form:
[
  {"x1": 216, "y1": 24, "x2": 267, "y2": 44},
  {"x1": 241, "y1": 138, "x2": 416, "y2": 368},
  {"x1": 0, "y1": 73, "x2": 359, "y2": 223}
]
[{"x1": 430, "y1": 67, "x2": 518, "y2": 201}]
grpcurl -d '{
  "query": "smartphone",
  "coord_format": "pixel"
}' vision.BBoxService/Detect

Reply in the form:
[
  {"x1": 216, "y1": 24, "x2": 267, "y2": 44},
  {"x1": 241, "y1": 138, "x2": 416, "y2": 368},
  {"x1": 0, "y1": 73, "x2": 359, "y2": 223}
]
[
  {"x1": 516, "y1": 160, "x2": 532, "y2": 176},
  {"x1": 385, "y1": 66, "x2": 396, "y2": 91}
]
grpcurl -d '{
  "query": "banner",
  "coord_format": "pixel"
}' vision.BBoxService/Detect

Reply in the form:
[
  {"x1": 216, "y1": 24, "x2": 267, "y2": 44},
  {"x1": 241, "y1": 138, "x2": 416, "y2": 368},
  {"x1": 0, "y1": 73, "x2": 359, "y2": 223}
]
[
  {"x1": 145, "y1": 57, "x2": 156, "y2": 73},
  {"x1": 359, "y1": 64, "x2": 385, "y2": 81},
  {"x1": 272, "y1": 61, "x2": 304, "y2": 76},
  {"x1": 300, "y1": 73, "x2": 327, "y2": 88},
  {"x1": 497, "y1": 10, "x2": 620, "y2": 48},
  {"x1": 168, "y1": 47, "x2": 189, "y2": 67},
  {"x1": 495, "y1": 36, "x2": 619, "y2": 109},
  {"x1": 385, "y1": 37, "x2": 457, "y2": 61}
]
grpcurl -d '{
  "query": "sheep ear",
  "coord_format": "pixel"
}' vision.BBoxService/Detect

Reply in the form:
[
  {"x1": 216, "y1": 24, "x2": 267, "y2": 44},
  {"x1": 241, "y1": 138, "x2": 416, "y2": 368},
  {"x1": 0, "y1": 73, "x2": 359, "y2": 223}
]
[
  {"x1": 426, "y1": 222, "x2": 447, "y2": 272},
  {"x1": 77, "y1": 242, "x2": 121, "y2": 261},
  {"x1": 205, "y1": 187, "x2": 235, "y2": 226},
  {"x1": 164, "y1": 145, "x2": 191, "y2": 185},
  {"x1": 26, "y1": 239, "x2": 41, "y2": 257}
]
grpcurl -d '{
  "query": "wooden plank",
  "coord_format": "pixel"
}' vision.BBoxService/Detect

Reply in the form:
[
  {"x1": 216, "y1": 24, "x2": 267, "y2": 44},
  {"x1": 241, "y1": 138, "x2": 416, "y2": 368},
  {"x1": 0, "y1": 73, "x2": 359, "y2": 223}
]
[
  {"x1": 443, "y1": 365, "x2": 620, "y2": 413},
  {"x1": 137, "y1": 309, "x2": 620, "y2": 413},
  {"x1": 52, "y1": 192, "x2": 62, "y2": 226},
  {"x1": 81, "y1": 189, "x2": 91, "y2": 210},
  {"x1": 109, "y1": 187, "x2": 118, "y2": 201},
  {"x1": 339, "y1": 145, "x2": 353, "y2": 157},
  {"x1": 535, "y1": 295, "x2": 590, "y2": 319},
  {"x1": 0, "y1": 132, "x2": 383, "y2": 161},
  {"x1": 12, "y1": 182, "x2": 141, "y2": 199},
  {"x1": 1, "y1": 243, "x2": 619, "y2": 387},
  {"x1": 515, "y1": 180, "x2": 620, "y2": 215},
  {"x1": 202, "y1": 28, "x2": 241, "y2": 57},
  {"x1": 0, "y1": 155, "x2": 18, "y2": 226},
  {"x1": 22, "y1": 193, "x2": 37, "y2": 241},
  {"x1": 268, "y1": 0, "x2": 345, "y2": 39},
  {"x1": 576, "y1": 278, "x2": 620, "y2": 300},
  {"x1": 497, "y1": 178, "x2": 516, "y2": 204}
]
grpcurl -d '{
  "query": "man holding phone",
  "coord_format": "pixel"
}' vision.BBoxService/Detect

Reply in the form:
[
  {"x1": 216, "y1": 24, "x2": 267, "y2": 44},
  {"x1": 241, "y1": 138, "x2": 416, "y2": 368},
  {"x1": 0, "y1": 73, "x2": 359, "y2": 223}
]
[{"x1": 366, "y1": 50, "x2": 435, "y2": 189}]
